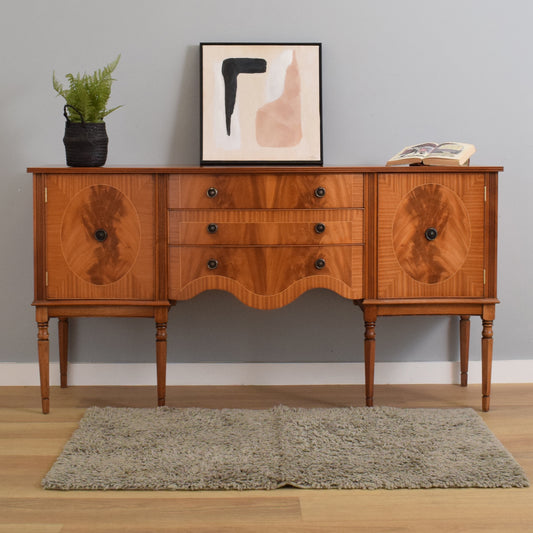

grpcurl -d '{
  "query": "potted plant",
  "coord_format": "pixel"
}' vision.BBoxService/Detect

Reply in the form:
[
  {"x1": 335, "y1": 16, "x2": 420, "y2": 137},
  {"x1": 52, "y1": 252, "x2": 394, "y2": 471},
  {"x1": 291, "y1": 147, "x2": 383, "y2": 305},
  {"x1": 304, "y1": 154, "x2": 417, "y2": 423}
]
[{"x1": 53, "y1": 55, "x2": 122, "y2": 167}]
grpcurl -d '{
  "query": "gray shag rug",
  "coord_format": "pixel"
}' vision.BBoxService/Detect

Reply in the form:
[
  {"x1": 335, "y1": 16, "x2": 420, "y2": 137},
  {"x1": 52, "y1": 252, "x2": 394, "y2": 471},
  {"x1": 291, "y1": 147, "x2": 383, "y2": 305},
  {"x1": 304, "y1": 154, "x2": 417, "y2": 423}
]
[{"x1": 42, "y1": 405, "x2": 529, "y2": 490}]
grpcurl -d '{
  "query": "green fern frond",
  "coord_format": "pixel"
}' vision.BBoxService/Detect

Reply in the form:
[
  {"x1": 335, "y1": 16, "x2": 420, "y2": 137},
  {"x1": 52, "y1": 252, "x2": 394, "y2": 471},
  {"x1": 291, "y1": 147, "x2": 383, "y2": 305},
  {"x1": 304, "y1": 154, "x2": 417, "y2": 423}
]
[
  {"x1": 101, "y1": 105, "x2": 123, "y2": 119},
  {"x1": 52, "y1": 72, "x2": 66, "y2": 98},
  {"x1": 52, "y1": 55, "x2": 122, "y2": 123}
]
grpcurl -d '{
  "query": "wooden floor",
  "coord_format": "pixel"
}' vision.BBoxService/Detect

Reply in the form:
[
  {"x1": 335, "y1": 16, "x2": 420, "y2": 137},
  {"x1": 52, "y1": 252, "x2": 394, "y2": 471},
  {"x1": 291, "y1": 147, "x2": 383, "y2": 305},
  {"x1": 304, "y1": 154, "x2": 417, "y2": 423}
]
[{"x1": 1, "y1": 383, "x2": 532, "y2": 532}]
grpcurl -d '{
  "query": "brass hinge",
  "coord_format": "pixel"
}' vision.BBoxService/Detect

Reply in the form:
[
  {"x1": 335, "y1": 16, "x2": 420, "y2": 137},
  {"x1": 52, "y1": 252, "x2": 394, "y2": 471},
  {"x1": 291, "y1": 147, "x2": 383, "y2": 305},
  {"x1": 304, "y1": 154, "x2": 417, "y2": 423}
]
[
  {"x1": 45, "y1": 271, "x2": 48, "y2": 286},
  {"x1": 44, "y1": 187, "x2": 48, "y2": 203},
  {"x1": 484, "y1": 186, "x2": 487, "y2": 202},
  {"x1": 483, "y1": 269, "x2": 486, "y2": 285}
]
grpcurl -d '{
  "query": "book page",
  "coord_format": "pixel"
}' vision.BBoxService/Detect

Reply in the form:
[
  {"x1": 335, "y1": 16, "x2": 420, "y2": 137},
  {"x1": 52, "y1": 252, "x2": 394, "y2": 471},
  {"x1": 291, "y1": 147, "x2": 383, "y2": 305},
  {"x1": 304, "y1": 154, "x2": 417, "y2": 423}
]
[
  {"x1": 429, "y1": 142, "x2": 469, "y2": 159},
  {"x1": 388, "y1": 142, "x2": 438, "y2": 162}
]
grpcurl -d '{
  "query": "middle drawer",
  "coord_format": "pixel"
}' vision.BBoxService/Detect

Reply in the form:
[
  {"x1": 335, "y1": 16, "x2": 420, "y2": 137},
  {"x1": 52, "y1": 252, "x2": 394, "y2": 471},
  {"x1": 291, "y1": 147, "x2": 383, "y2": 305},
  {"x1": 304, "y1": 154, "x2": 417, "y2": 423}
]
[{"x1": 168, "y1": 209, "x2": 363, "y2": 246}]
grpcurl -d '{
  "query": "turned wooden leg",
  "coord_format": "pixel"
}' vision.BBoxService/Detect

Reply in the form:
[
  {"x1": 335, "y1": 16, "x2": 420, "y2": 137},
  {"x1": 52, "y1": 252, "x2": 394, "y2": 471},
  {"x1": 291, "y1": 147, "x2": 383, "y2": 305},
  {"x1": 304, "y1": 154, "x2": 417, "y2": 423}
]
[
  {"x1": 363, "y1": 307, "x2": 377, "y2": 407},
  {"x1": 459, "y1": 315, "x2": 470, "y2": 386},
  {"x1": 481, "y1": 315, "x2": 494, "y2": 412},
  {"x1": 58, "y1": 318, "x2": 69, "y2": 388},
  {"x1": 155, "y1": 309, "x2": 168, "y2": 407},
  {"x1": 36, "y1": 308, "x2": 50, "y2": 414}
]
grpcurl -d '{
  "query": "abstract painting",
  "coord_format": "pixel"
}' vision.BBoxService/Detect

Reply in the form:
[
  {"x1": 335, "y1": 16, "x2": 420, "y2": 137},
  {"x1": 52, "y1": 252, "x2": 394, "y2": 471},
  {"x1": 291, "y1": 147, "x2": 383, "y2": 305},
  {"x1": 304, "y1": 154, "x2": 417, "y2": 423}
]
[{"x1": 200, "y1": 43, "x2": 322, "y2": 165}]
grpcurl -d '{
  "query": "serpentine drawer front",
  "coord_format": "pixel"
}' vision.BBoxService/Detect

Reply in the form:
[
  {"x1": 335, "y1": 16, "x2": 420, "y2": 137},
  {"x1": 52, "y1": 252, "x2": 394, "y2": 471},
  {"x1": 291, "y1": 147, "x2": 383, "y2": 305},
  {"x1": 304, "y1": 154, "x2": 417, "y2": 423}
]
[
  {"x1": 28, "y1": 166, "x2": 501, "y2": 413},
  {"x1": 169, "y1": 245, "x2": 363, "y2": 306}
]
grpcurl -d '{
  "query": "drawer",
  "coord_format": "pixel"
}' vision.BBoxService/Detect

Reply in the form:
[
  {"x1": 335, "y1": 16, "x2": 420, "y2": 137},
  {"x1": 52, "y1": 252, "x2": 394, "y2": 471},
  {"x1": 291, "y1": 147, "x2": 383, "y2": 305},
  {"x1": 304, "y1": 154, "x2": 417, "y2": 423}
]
[
  {"x1": 168, "y1": 209, "x2": 363, "y2": 245},
  {"x1": 168, "y1": 173, "x2": 363, "y2": 209},
  {"x1": 168, "y1": 245, "x2": 363, "y2": 302}
]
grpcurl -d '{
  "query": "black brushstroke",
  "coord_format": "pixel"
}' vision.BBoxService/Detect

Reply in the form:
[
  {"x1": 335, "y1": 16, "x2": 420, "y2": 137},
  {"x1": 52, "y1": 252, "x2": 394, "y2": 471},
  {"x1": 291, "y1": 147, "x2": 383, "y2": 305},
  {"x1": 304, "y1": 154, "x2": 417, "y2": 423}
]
[{"x1": 222, "y1": 58, "x2": 267, "y2": 135}]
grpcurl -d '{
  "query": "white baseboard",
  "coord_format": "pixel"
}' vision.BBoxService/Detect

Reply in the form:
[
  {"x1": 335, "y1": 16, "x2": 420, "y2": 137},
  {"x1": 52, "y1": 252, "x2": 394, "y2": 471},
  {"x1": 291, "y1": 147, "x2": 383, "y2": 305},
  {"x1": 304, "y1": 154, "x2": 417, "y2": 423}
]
[{"x1": 1, "y1": 360, "x2": 533, "y2": 386}]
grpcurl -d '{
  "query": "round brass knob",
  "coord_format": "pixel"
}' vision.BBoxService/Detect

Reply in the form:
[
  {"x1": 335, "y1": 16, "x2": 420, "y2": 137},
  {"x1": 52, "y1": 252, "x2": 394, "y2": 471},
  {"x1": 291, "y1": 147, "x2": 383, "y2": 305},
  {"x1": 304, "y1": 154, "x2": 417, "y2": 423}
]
[
  {"x1": 207, "y1": 259, "x2": 218, "y2": 270},
  {"x1": 314, "y1": 186, "x2": 326, "y2": 198},
  {"x1": 425, "y1": 227, "x2": 438, "y2": 241},
  {"x1": 94, "y1": 229, "x2": 108, "y2": 242},
  {"x1": 206, "y1": 187, "x2": 218, "y2": 198},
  {"x1": 315, "y1": 258, "x2": 326, "y2": 270},
  {"x1": 207, "y1": 223, "x2": 218, "y2": 234},
  {"x1": 315, "y1": 223, "x2": 326, "y2": 234}
]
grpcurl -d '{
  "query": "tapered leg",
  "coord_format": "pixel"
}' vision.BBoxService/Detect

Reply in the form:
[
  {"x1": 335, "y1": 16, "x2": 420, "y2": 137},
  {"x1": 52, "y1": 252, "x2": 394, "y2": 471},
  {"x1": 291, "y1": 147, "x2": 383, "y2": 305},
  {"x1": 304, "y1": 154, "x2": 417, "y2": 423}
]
[
  {"x1": 459, "y1": 315, "x2": 470, "y2": 386},
  {"x1": 155, "y1": 308, "x2": 168, "y2": 407},
  {"x1": 481, "y1": 317, "x2": 494, "y2": 412},
  {"x1": 36, "y1": 308, "x2": 50, "y2": 414},
  {"x1": 58, "y1": 318, "x2": 69, "y2": 388},
  {"x1": 363, "y1": 306, "x2": 377, "y2": 407}
]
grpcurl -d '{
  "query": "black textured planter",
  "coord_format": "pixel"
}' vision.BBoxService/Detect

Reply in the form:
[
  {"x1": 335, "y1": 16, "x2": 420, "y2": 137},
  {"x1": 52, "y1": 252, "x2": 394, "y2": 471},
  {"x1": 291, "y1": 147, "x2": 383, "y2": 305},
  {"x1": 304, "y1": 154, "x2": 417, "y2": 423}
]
[
  {"x1": 62, "y1": 104, "x2": 108, "y2": 167},
  {"x1": 64, "y1": 121, "x2": 108, "y2": 167}
]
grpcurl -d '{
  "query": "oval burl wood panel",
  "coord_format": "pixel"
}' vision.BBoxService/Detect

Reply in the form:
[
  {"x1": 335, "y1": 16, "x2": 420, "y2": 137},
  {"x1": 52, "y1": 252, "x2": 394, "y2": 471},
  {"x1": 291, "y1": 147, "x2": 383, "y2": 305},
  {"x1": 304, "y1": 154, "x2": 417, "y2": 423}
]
[
  {"x1": 392, "y1": 183, "x2": 471, "y2": 284},
  {"x1": 60, "y1": 184, "x2": 141, "y2": 285}
]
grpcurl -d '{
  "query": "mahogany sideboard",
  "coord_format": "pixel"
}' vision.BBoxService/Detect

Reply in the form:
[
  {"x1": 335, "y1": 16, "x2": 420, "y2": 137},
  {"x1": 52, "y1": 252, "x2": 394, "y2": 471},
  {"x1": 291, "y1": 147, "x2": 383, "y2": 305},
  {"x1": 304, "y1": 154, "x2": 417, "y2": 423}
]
[{"x1": 28, "y1": 166, "x2": 501, "y2": 413}]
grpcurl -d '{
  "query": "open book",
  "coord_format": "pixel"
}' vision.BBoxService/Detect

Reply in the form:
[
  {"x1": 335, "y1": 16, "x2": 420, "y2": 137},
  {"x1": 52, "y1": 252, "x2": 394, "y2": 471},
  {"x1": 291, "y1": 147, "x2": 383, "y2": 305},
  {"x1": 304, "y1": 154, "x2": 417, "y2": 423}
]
[{"x1": 386, "y1": 142, "x2": 476, "y2": 166}]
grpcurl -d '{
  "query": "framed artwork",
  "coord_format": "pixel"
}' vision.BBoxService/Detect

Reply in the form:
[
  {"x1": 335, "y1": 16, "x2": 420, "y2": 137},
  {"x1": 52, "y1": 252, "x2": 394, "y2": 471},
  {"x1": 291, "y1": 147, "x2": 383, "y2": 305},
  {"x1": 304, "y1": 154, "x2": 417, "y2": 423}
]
[{"x1": 200, "y1": 42, "x2": 323, "y2": 166}]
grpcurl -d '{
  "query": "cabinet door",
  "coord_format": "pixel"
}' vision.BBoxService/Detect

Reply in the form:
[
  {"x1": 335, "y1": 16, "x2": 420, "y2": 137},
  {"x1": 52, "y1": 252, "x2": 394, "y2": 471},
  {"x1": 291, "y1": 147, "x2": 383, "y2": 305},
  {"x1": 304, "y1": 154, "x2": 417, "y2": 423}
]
[
  {"x1": 45, "y1": 174, "x2": 156, "y2": 300},
  {"x1": 377, "y1": 173, "x2": 486, "y2": 298}
]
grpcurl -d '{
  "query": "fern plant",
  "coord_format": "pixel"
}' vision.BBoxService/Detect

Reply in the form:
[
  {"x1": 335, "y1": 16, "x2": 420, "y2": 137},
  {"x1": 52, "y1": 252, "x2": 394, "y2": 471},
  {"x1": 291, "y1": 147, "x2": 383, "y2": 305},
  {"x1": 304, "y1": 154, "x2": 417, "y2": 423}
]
[{"x1": 53, "y1": 55, "x2": 122, "y2": 123}]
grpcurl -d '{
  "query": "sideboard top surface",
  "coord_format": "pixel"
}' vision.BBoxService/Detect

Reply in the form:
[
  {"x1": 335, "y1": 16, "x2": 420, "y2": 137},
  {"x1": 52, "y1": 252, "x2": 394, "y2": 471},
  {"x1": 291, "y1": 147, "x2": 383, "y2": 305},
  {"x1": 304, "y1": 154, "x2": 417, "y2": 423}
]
[{"x1": 27, "y1": 165, "x2": 503, "y2": 174}]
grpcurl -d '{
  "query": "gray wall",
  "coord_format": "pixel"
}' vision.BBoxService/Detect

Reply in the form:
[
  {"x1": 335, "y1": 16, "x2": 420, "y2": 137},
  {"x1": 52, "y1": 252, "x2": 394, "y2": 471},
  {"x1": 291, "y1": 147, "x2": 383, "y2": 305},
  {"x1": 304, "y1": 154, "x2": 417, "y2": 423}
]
[{"x1": 1, "y1": 0, "x2": 532, "y2": 368}]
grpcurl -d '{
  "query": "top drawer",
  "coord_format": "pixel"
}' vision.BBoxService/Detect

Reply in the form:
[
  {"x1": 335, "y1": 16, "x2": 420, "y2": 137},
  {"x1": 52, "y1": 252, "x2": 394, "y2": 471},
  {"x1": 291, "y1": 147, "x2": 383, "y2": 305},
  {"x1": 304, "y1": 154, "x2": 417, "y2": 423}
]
[{"x1": 168, "y1": 173, "x2": 363, "y2": 209}]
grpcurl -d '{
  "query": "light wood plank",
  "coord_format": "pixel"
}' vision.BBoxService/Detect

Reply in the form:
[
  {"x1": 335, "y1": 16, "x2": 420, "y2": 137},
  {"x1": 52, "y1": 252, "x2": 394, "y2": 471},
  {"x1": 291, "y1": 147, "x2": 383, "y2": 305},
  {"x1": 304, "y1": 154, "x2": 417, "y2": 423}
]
[
  {"x1": 0, "y1": 526, "x2": 62, "y2": 533},
  {"x1": 0, "y1": 497, "x2": 301, "y2": 525}
]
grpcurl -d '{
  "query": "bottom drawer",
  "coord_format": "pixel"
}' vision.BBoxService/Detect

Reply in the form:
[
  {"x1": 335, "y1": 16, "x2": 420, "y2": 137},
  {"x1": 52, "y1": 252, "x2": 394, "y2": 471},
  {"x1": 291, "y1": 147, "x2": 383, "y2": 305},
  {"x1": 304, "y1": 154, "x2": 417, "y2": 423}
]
[{"x1": 168, "y1": 246, "x2": 363, "y2": 309}]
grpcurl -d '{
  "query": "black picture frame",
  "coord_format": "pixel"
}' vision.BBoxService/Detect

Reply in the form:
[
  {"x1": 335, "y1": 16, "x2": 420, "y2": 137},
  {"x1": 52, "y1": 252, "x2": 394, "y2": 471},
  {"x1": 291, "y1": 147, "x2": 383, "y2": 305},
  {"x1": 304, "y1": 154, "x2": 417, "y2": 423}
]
[{"x1": 200, "y1": 42, "x2": 323, "y2": 166}]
